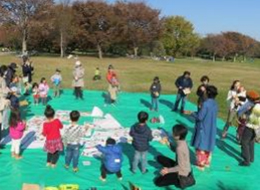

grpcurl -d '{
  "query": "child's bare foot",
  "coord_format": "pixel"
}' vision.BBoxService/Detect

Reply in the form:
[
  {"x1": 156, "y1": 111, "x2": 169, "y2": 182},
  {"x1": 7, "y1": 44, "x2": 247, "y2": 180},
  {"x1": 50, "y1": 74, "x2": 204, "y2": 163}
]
[
  {"x1": 46, "y1": 162, "x2": 52, "y2": 167},
  {"x1": 64, "y1": 165, "x2": 69, "y2": 169},
  {"x1": 99, "y1": 177, "x2": 106, "y2": 182},
  {"x1": 73, "y1": 168, "x2": 79, "y2": 173},
  {"x1": 11, "y1": 152, "x2": 15, "y2": 158},
  {"x1": 196, "y1": 165, "x2": 205, "y2": 171},
  {"x1": 51, "y1": 164, "x2": 56, "y2": 168},
  {"x1": 15, "y1": 155, "x2": 23, "y2": 160}
]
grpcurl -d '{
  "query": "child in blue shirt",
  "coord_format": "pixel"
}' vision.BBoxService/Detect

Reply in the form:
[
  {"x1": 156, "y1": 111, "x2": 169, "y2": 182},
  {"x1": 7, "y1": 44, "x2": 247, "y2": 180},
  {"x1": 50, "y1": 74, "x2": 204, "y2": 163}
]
[
  {"x1": 96, "y1": 138, "x2": 123, "y2": 182},
  {"x1": 51, "y1": 69, "x2": 62, "y2": 98}
]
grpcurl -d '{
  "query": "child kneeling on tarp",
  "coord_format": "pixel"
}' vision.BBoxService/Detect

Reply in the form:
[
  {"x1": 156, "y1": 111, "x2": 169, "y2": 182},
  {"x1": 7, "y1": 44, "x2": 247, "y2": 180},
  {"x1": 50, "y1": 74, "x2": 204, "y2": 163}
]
[{"x1": 96, "y1": 138, "x2": 123, "y2": 182}]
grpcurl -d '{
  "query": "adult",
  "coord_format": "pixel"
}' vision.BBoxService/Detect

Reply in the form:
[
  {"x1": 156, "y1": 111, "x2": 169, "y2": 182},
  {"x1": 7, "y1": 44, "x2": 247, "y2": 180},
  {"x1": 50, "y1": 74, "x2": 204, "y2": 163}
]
[
  {"x1": 5, "y1": 62, "x2": 17, "y2": 87},
  {"x1": 22, "y1": 60, "x2": 34, "y2": 83},
  {"x1": 222, "y1": 80, "x2": 241, "y2": 138},
  {"x1": 106, "y1": 65, "x2": 119, "y2": 104},
  {"x1": 72, "y1": 61, "x2": 85, "y2": 100},
  {"x1": 196, "y1": 75, "x2": 210, "y2": 110},
  {"x1": 237, "y1": 90, "x2": 260, "y2": 166},
  {"x1": 191, "y1": 85, "x2": 218, "y2": 170},
  {"x1": 0, "y1": 66, "x2": 10, "y2": 148},
  {"x1": 172, "y1": 71, "x2": 193, "y2": 113}
]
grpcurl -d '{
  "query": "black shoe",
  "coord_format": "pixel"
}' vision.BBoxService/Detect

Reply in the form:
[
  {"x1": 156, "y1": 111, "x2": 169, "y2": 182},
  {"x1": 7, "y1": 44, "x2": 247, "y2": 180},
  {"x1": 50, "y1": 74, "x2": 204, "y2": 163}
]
[
  {"x1": 172, "y1": 109, "x2": 177, "y2": 112},
  {"x1": 239, "y1": 162, "x2": 250, "y2": 166}
]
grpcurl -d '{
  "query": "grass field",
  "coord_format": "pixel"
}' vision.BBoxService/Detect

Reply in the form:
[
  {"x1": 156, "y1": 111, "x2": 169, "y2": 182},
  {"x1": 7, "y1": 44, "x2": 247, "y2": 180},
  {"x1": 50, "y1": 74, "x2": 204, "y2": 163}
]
[{"x1": 1, "y1": 54, "x2": 260, "y2": 119}]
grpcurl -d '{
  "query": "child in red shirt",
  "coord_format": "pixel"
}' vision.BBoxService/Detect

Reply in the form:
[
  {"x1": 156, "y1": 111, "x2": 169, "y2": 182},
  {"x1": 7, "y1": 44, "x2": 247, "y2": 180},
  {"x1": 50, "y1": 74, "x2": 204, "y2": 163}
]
[{"x1": 42, "y1": 105, "x2": 63, "y2": 168}]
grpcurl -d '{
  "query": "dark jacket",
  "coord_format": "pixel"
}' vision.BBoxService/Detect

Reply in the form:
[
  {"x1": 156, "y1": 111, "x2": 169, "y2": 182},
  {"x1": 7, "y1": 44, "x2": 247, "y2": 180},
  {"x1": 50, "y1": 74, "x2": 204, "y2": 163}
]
[
  {"x1": 129, "y1": 123, "x2": 153, "y2": 151},
  {"x1": 96, "y1": 144, "x2": 123, "y2": 173},
  {"x1": 196, "y1": 84, "x2": 207, "y2": 104},
  {"x1": 5, "y1": 67, "x2": 16, "y2": 87},
  {"x1": 175, "y1": 76, "x2": 193, "y2": 95},
  {"x1": 150, "y1": 82, "x2": 161, "y2": 98},
  {"x1": 22, "y1": 64, "x2": 34, "y2": 83},
  {"x1": 9, "y1": 95, "x2": 19, "y2": 110}
]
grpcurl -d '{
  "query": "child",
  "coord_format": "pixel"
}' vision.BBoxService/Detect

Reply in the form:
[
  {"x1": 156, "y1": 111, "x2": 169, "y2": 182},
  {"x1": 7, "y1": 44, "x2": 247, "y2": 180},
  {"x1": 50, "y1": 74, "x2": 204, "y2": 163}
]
[
  {"x1": 39, "y1": 77, "x2": 49, "y2": 105},
  {"x1": 93, "y1": 67, "x2": 101, "y2": 81},
  {"x1": 51, "y1": 69, "x2": 62, "y2": 97},
  {"x1": 42, "y1": 105, "x2": 63, "y2": 168},
  {"x1": 130, "y1": 111, "x2": 153, "y2": 174},
  {"x1": 150, "y1": 76, "x2": 161, "y2": 112},
  {"x1": 63, "y1": 111, "x2": 86, "y2": 172},
  {"x1": 154, "y1": 124, "x2": 194, "y2": 188},
  {"x1": 9, "y1": 87, "x2": 20, "y2": 110},
  {"x1": 9, "y1": 110, "x2": 26, "y2": 160},
  {"x1": 32, "y1": 82, "x2": 40, "y2": 105},
  {"x1": 96, "y1": 138, "x2": 123, "y2": 182}
]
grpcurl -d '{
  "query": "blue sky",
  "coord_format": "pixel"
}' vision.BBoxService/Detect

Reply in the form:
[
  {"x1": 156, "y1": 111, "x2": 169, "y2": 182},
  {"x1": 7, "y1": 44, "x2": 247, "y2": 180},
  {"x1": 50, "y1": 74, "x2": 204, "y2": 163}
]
[{"x1": 106, "y1": 0, "x2": 260, "y2": 40}]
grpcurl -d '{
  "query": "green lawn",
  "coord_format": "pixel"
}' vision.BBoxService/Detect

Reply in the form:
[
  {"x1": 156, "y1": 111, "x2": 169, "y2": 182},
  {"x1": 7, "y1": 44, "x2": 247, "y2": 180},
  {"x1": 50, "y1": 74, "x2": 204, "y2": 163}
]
[{"x1": 1, "y1": 54, "x2": 260, "y2": 119}]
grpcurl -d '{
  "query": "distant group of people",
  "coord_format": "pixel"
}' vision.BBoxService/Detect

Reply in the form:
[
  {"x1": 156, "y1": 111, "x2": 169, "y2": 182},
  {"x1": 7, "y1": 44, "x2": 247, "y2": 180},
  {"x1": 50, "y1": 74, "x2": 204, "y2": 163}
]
[{"x1": 1, "y1": 57, "x2": 260, "y2": 189}]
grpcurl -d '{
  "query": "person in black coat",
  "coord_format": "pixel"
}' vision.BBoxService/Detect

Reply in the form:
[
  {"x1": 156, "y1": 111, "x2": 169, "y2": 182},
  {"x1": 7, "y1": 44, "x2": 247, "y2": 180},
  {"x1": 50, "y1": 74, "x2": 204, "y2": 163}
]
[
  {"x1": 196, "y1": 75, "x2": 210, "y2": 110},
  {"x1": 129, "y1": 111, "x2": 153, "y2": 174},
  {"x1": 5, "y1": 63, "x2": 17, "y2": 87},
  {"x1": 22, "y1": 61, "x2": 34, "y2": 83},
  {"x1": 172, "y1": 71, "x2": 193, "y2": 113},
  {"x1": 150, "y1": 76, "x2": 161, "y2": 111}
]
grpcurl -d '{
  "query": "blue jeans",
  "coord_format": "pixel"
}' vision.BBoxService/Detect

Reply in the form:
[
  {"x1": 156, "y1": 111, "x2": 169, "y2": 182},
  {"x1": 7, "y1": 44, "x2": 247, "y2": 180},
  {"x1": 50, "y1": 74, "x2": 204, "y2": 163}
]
[
  {"x1": 132, "y1": 150, "x2": 147, "y2": 173},
  {"x1": 65, "y1": 144, "x2": 80, "y2": 168},
  {"x1": 151, "y1": 97, "x2": 159, "y2": 111},
  {"x1": 173, "y1": 93, "x2": 187, "y2": 112}
]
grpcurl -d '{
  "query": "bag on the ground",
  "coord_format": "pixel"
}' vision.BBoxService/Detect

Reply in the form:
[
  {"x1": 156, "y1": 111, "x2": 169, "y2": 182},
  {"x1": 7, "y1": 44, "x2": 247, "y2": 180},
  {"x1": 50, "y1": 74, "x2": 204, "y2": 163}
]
[{"x1": 178, "y1": 172, "x2": 196, "y2": 189}]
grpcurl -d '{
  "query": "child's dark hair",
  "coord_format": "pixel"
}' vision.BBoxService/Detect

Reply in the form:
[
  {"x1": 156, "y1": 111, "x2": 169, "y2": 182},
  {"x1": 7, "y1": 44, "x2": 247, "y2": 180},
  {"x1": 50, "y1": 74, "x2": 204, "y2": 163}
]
[
  {"x1": 41, "y1": 77, "x2": 46, "y2": 83},
  {"x1": 206, "y1": 85, "x2": 218, "y2": 99},
  {"x1": 106, "y1": 138, "x2": 116, "y2": 145},
  {"x1": 32, "y1": 82, "x2": 39, "y2": 88},
  {"x1": 70, "y1": 110, "x2": 80, "y2": 122},
  {"x1": 172, "y1": 124, "x2": 188, "y2": 140},
  {"x1": 56, "y1": 69, "x2": 61, "y2": 73},
  {"x1": 200, "y1": 75, "x2": 209, "y2": 83},
  {"x1": 96, "y1": 67, "x2": 99, "y2": 70},
  {"x1": 183, "y1": 71, "x2": 191, "y2": 76},
  {"x1": 44, "y1": 105, "x2": 55, "y2": 119},
  {"x1": 230, "y1": 80, "x2": 240, "y2": 90},
  {"x1": 9, "y1": 110, "x2": 22, "y2": 127},
  {"x1": 153, "y1": 76, "x2": 160, "y2": 83},
  {"x1": 138, "y1": 111, "x2": 149, "y2": 123}
]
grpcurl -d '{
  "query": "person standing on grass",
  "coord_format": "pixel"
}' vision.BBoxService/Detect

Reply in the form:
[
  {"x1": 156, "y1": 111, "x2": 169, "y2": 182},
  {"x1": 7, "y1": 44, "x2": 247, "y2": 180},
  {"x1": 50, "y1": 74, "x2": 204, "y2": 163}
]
[
  {"x1": 154, "y1": 124, "x2": 194, "y2": 188},
  {"x1": 196, "y1": 75, "x2": 210, "y2": 110},
  {"x1": 73, "y1": 61, "x2": 85, "y2": 100},
  {"x1": 106, "y1": 65, "x2": 119, "y2": 104},
  {"x1": 222, "y1": 80, "x2": 241, "y2": 138},
  {"x1": 130, "y1": 111, "x2": 153, "y2": 174},
  {"x1": 42, "y1": 105, "x2": 63, "y2": 168},
  {"x1": 96, "y1": 138, "x2": 123, "y2": 182},
  {"x1": 172, "y1": 71, "x2": 193, "y2": 114},
  {"x1": 237, "y1": 90, "x2": 260, "y2": 166},
  {"x1": 150, "y1": 76, "x2": 161, "y2": 112},
  {"x1": 190, "y1": 85, "x2": 218, "y2": 170},
  {"x1": 22, "y1": 60, "x2": 34, "y2": 84},
  {"x1": 9, "y1": 110, "x2": 26, "y2": 160},
  {"x1": 51, "y1": 69, "x2": 62, "y2": 98}
]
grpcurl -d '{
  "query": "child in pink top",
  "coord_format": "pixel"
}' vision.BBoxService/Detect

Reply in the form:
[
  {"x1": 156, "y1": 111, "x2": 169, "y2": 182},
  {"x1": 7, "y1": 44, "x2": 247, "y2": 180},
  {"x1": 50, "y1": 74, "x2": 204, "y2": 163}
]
[
  {"x1": 9, "y1": 110, "x2": 26, "y2": 160},
  {"x1": 39, "y1": 77, "x2": 49, "y2": 105}
]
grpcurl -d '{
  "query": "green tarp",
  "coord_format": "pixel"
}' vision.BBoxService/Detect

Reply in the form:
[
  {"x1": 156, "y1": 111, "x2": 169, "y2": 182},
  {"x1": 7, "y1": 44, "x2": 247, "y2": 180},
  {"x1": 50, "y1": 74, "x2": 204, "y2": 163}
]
[{"x1": 0, "y1": 90, "x2": 259, "y2": 190}]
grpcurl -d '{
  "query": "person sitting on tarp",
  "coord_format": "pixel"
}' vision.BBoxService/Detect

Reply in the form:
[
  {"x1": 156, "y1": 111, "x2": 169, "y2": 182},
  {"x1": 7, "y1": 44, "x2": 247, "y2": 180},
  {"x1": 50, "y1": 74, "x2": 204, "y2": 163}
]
[
  {"x1": 96, "y1": 138, "x2": 123, "y2": 182},
  {"x1": 93, "y1": 67, "x2": 101, "y2": 81}
]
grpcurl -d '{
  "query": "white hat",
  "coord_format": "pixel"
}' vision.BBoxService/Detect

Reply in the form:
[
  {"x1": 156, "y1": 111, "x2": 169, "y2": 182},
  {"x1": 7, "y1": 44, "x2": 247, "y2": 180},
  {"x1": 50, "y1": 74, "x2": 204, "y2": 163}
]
[
  {"x1": 75, "y1": 60, "x2": 81, "y2": 66},
  {"x1": 10, "y1": 86, "x2": 18, "y2": 93}
]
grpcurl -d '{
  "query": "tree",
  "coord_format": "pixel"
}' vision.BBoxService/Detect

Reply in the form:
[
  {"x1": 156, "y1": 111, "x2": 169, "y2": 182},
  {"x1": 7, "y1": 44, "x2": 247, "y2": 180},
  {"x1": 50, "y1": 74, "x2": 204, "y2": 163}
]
[
  {"x1": 54, "y1": 0, "x2": 73, "y2": 57},
  {"x1": 0, "y1": 0, "x2": 54, "y2": 53},
  {"x1": 162, "y1": 16, "x2": 199, "y2": 57},
  {"x1": 114, "y1": 1, "x2": 162, "y2": 57},
  {"x1": 72, "y1": 0, "x2": 116, "y2": 59}
]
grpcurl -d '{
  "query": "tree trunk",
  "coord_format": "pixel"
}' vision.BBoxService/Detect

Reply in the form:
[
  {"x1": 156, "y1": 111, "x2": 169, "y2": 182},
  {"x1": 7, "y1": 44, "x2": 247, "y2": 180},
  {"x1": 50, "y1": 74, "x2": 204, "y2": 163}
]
[
  {"x1": 222, "y1": 56, "x2": 225, "y2": 61},
  {"x1": 243, "y1": 55, "x2": 246, "y2": 62},
  {"x1": 233, "y1": 54, "x2": 237, "y2": 62},
  {"x1": 97, "y1": 44, "x2": 103, "y2": 59},
  {"x1": 212, "y1": 54, "x2": 216, "y2": 62},
  {"x1": 60, "y1": 31, "x2": 64, "y2": 58},
  {"x1": 22, "y1": 28, "x2": 27, "y2": 54},
  {"x1": 134, "y1": 47, "x2": 139, "y2": 57}
]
